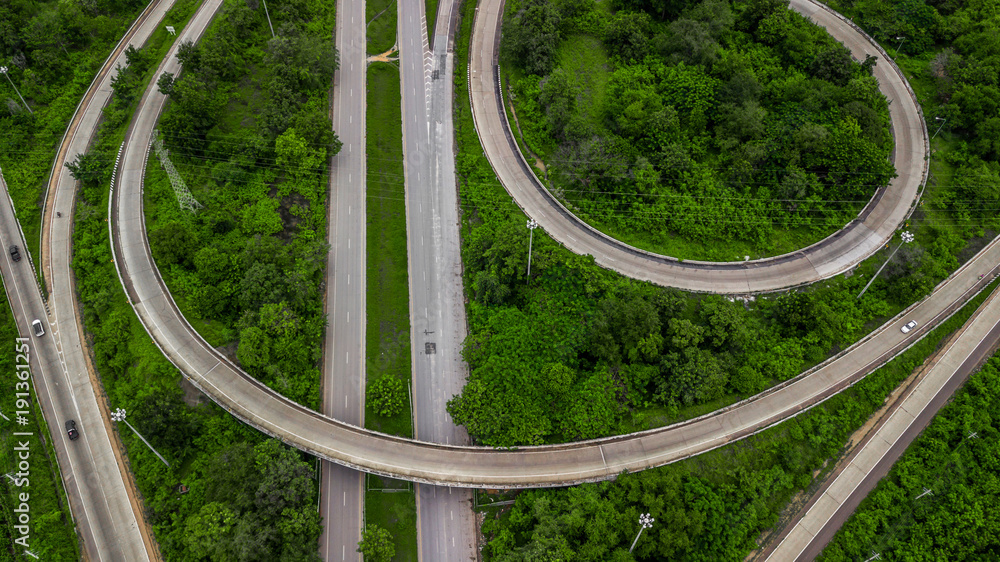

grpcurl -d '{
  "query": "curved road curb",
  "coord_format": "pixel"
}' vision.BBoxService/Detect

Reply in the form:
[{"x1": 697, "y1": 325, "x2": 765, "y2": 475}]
[{"x1": 468, "y1": 0, "x2": 929, "y2": 293}]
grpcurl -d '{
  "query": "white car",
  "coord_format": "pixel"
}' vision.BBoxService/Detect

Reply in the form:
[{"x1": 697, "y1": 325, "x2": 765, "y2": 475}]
[
  {"x1": 31, "y1": 319, "x2": 44, "y2": 337},
  {"x1": 900, "y1": 320, "x2": 917, "y2": 334}
]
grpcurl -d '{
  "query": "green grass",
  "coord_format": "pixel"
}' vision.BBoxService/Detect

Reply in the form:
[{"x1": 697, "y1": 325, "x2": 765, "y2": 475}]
[
  {"x1": 365, "y1": 62, "x2": 413, "y2": 439},
  {"x1": 365, "y1": 484, "x2": 418, "y2": 562},
  {"x1": 367, "y1": 0, "x2": 398, "y2": 55},
  {"x1": 0, "y1": 277, "x2": 80, "y2": 560},
  {"x1": 556, "y1": 34, "x2": 609, "y2": 136},
  {"x1": 426, "y1": 0, "x2": 439, "y2": 43},
  {"x1": 577, "y1": 213, "x2": 833, "y2": 261}
]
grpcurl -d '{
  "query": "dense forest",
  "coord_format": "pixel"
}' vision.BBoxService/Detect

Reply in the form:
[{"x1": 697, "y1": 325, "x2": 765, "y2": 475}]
[
  {"x1": 501, "y1": 0, "x2": 895, "y2": 259},
  {"x1": 821, "y1": 355, "x2": 1000, "y2": 561}
]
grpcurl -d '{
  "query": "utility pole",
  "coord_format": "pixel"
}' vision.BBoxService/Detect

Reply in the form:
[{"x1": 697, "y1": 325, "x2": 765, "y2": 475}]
[
  {"x1": 893, "y1": 36, "x2": 906, "y2": 59},
  {"x1": 629, "y1": 513, "x2": 654, "y2": 554},
  {"x1": 931, "y1": 116, "x2": 947, "y2": 140},
  {"x1": 858, "y1": 231, "x2": 914, "y2": 299},
  {"x1": 111, "y1": 408, "x2": 171, "y2": 467},
  {"x1": 915, "y1": 487, "x2": 933, "y2": 500},
  {"x1": 0, "y1": 66, "x2": 32, "y2": 114},
  {"x1": 262, "y1": 0, "x2": 275, "y2": 37},
  {"x1": 526, "y1": 219, "x2": 538, "y2": 279}
]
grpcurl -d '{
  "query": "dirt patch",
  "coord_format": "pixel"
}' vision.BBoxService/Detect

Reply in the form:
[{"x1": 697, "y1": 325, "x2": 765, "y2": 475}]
[{"x1": 367, "y1": 45, "x2": 399, "y2": 63}]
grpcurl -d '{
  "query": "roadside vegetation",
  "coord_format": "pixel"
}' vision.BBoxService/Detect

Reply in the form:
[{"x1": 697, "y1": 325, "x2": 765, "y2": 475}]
[
  {"x1": 452, "y1": 0, "x2": 979, "y2": 452},
  {"x1": 0, "y1": 278, "x2": 79, "y2": 560},
  {"x1": 66, "y1": 1, "x2": 327, "y2": 560},
  {"x1": 426, "y1": 0, "x2": 439, "y2": 43},
  {"x1": 363, "y1": 61, "x2": 418, "y2": 561},
  {"x1": 0, "y1": 0, "x2": 162, "y2": 272},
  {"x1": 500, "y1": 0, "x2": 893, "y2": 260},
  {"x1": 143, "y1": 0, "x2": 338, "y2": 409},
  {"x1": 821, "y1": 351, "x2": 1000, "y2": 560},
  {"x1": 364, "y1": 481, "x2": 417, "y2": 562}
]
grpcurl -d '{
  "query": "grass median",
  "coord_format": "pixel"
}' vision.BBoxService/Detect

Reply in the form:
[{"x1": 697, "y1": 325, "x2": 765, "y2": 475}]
[{"x1": 365, "y1": 60, "x2": 418, "y2": 560}]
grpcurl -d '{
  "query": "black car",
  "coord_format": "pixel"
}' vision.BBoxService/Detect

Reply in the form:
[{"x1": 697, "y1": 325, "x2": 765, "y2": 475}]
[
  {"x1": 9, "y1": 245, "x2": 20, "y2": 262},
  {"x1": 66, "y1": 420, "x2": 79, "y2": 441}
]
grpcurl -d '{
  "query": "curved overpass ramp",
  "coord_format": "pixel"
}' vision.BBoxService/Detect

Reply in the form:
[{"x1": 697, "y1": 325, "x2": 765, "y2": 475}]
[
  {"x1": 105, "y1": 0, "x2": 998, "y2": 489},
  {"x1": 468, "y1": 0, "x2": 929, "y2": 294}
]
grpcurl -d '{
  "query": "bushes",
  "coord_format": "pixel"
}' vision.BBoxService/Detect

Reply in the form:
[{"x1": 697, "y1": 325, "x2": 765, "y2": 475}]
[
  {"x1": 368, "y1": 376, "x2": 407, "y2": 418},
  {"x1": 502, "y1": 0, "x2": 895, "y2": 259}
]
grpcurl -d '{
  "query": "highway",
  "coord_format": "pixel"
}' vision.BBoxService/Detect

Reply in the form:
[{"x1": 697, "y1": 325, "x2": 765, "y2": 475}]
[
  {"x1": 763, "y1": 279, "x2": 1000, "y2": 561},
  {"x1": 467, "y1": 0, "x2": 929, "y2": 294},
  {"x1": 2, "y1": 171, "x2": 149, "y2": 561},
  {"x1": 1, "y1": 0, "x2": 969, "y2": 557},
  {"x1": 397, "y1": 0, "x2": 477, "y2": 557},
  {"x1": 2, "y1": 0, "x2": 183, "y2": 559},
  {"x1": 319, "y1": 0, "x2": 367, "y2": 557}
]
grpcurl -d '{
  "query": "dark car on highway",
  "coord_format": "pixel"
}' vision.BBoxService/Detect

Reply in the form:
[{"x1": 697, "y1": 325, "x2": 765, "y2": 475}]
[
  {"x1": 9, "y1": 245, "x2": 20, "y2": 262},
  {"x1": 66, "y1": 420, "x2": 79, "y2": 440}
]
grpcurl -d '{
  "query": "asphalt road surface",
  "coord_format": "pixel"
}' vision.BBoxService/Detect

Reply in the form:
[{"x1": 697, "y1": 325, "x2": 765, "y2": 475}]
[
  {"x1": 13, "y1": 0, "x2": 183, "y2": 559},
  {"x1": 397, "y1": 0, "x2": 477, "y2": 558},
  {"x1": 319, "y1": 0, "x2": 368, "y2": 557},
  {"x1": 763, "y1": 284, "x2": 1000, "y2": 561},
  {"x1": 2, "y1": 174, "x2": 148, "y2": 561},
  {"x1": 467, "y1": 0, "x2": 929, "y2": 294}
]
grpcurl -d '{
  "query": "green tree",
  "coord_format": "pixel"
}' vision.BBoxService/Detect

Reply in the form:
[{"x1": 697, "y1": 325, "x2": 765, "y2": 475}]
[
  {"x1": 134, "y1": 390, "x2": 201, "y2": 459},
  {"x1": 357, "y1": 525, "x2": 395, "y2": 562},
  {"x1": 276, "y1": 127, "x2": 326, "y2": 180},
  {"x1": 237, "y1": 326, "x2": 271, "y2": 369},
  {"x1": 604, "y1": 11, "x2": 651, "y2": 62},
  {"x1": 369, "y1": 375, "x2": 407, "y2": 417},
  {"x1": 253, "y1": 439, "x2": 316, "y2": 520},
  {"x1": 502, "y1": 0, "x2": 562, "y2": 76},
  {"x1": 150, "y1": 221, "x2": 197, "y2": 267},
  {"x1": 185, "y1": 502, "x2": 236, "y2": 560}
]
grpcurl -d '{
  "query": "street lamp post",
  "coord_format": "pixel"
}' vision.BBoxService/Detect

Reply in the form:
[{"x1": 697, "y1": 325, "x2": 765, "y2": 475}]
[
  {"x1": 857, "y1": 231, "x2": 914, "y2": 299},
  {"x1": 111, "y1": 408, "x2": 171, "y2": 467},
  {"x1": 893, "y1": 36, "x2": 906, "y2": 58},
  {"x1": 629, "y1": 513, "x2": 654, "y2": 554},
  {"x1": 0, "y1": 66, "x2": 32, "y2": 114},
  {"x1": 931, "y1": 116, "x2": 947, "y2": 140},
  {"x1": 526, "y1": 219, "x2": 539, "y2": 279}
]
